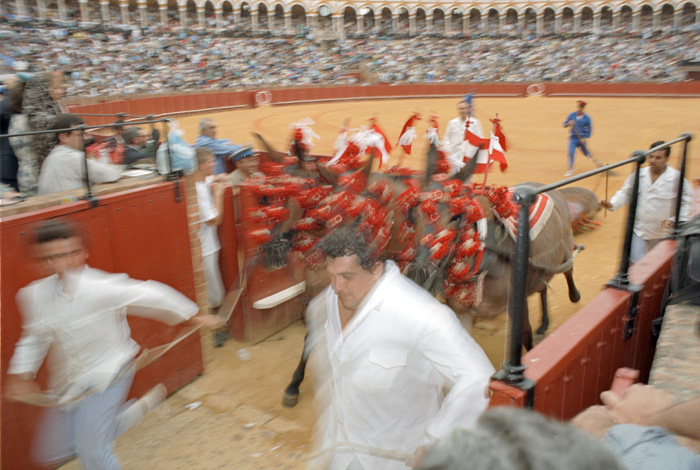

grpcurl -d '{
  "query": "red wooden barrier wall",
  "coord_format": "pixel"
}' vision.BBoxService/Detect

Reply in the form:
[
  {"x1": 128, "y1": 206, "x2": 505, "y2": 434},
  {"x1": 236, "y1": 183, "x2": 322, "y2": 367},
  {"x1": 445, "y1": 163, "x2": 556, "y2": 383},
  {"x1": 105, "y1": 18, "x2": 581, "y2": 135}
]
[
  {"x1": 489, "y1": 240, "x2": 675, "y2": 419},
  {"x1": 66, "y1": 82, "x2": 700, "y2": 126},
  {"x1": 0, "y1": 182, "x2": 203, "y2": 470}
]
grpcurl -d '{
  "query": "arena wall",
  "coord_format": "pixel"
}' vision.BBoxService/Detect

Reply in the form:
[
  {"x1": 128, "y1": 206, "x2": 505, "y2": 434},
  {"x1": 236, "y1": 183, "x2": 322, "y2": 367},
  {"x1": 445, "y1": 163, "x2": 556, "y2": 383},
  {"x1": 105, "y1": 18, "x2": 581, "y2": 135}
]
[
  {"x1": 66, "y1": 82, "x2": 700, "y2": 126},
  {"x1": 0, "y1": 181, "x2": 204, "y2": 470},
  {"x1": 489, "y1": 240, "x2": 674, "y2": 419}
]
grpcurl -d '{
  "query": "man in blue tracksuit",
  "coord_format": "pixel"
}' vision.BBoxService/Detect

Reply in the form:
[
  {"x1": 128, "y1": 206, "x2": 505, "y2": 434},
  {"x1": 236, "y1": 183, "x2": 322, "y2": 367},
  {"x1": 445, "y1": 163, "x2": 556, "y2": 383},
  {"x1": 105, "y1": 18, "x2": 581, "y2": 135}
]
[{"x1": 563, "y1": 100, "x2": 600, "y2": 176}]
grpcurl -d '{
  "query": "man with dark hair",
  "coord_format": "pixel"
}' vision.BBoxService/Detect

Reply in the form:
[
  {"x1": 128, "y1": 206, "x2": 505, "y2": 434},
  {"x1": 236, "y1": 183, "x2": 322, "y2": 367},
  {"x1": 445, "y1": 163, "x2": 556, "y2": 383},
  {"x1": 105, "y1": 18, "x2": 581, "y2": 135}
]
[
  {"x1": 599, "y1": 140, "x2": 694, "y2": 263},
  {"x1": 5, "y1": 218, "x2": 221, "y2": 469},
  {"x1": 37, "y1": 114, "x2": 121, "y2": 195},
  {"x1": 308, "y1": 226, "x2": 494, "y2": 470}
]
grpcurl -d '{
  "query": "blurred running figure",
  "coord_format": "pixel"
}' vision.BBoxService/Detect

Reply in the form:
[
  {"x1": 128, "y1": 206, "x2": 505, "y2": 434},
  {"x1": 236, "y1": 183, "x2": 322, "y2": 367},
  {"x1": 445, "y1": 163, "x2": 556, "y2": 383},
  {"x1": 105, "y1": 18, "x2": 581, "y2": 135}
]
[
  {"x1": 5, "y1": 218, "x2": 221, "y2": 469},
  {"x1": 563, "y1": 100, "x2": 601, "y2": 176}
]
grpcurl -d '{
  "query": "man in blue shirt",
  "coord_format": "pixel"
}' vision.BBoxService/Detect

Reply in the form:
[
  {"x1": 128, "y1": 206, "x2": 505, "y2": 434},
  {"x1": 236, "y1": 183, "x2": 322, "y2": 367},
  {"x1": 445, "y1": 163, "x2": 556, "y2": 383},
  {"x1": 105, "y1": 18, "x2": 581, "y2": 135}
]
[
  {"x1": 194, "y1": 118, "x2": 252, "y2": 175},
  {"x1": 563, "y1": 100, "x2": 601, "y2": 176}
]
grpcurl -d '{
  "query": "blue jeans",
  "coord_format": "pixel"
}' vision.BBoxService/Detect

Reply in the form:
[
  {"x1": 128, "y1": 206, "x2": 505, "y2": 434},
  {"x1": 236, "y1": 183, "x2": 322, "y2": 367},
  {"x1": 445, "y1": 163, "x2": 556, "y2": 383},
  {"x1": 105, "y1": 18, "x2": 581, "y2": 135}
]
[
  {"x1": 567, "y1": 138, "x2": 591, "y2": 168},
  {"x1": 33, "y1": 368, "x2": 135, "y2": 470}
]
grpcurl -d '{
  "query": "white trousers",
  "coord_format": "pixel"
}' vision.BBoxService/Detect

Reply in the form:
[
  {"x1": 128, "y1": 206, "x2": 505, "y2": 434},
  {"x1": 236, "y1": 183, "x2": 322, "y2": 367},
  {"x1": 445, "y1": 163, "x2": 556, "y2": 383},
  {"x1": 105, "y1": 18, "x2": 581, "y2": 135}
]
[
  {"x1": 202, "y1": 250, "x2": 225, "y2": 309},
  {"x1": 630, "y1": 234, "x2": 662, "y2": 264},
  {"x1": 33, "y1": 368, "x2": 136, "y2": 470}
]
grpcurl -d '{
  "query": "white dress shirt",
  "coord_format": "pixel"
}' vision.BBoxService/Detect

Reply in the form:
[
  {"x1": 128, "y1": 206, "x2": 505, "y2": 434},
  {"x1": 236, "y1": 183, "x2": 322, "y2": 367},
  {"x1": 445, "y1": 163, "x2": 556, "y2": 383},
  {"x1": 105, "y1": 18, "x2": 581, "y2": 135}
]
[
  {"x1": 443, "y1": 115, "x2": 485, "y2": 169},
  {"x1": 8, "y1": 266, "x2": 199, "y2": 402},
  {"x1": 309, "y1": 261, "x2": 494, "y2": 470},
  {"x1": 38, "y1": 144, "x2": 121, "y2": 195},
  {"x1": 609, "y1": 166, "x2": 694, "y2": 240},
  {"x1": 196, "y1": 178, "x2": 221, "y2": 257}
]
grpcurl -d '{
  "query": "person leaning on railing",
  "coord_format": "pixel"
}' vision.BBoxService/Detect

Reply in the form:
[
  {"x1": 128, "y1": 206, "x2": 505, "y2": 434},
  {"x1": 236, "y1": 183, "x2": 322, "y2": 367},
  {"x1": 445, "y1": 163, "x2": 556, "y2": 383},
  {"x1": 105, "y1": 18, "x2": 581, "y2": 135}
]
[
  {"x1": 37, "y1": 114, "x2": 121, "y2": 196},
  {"x1": 599, "y1": 140, "x2": 695, "y2": 264}
]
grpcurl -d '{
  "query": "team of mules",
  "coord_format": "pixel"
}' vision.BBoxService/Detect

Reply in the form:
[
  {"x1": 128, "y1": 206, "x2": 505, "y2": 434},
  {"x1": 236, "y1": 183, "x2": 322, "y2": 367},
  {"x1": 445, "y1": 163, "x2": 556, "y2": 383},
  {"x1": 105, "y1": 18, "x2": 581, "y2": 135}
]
[{"x1": 245, "y1": 134, "x2": 598, "y2": 407}]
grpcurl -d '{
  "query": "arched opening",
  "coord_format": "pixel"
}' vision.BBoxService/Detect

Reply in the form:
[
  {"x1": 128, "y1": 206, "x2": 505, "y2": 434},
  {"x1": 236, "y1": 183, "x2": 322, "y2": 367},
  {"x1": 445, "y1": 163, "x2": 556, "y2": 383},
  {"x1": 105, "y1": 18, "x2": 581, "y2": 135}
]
[
  {"x1": 380, "y1": 7, "x2": 392, "y2": 34},
  {"x1": 362, "y1": 7, "x2": 376, "y2": 32},
  {"x1": 221, "y1": 0, "x2": 233, "y2": 26},
  {"x1": 255, "y1": 3, "x2": 267, "y2": 28},
  {"x1": 239, "y1": 1, "x2": 252, "y2": 30},
  {"x1": 601, "y1": 6, "x2": 613, "y2": 31},
  {"x1": 56, "y1": 0, "x2": 75, "y2": 20},
  {"x1": 290, "y1": 4, "x2": 306, "y2": 31},
  {"x1": 343, "y1": 6, "x2": 357, "y2": 34},
  {"x1": 619, "y1": 5, "x2": 633, "y2": 29},
  {"x1": 543, "y1": 7, "x2": 555, "y2": 34},
  {"x1": 274, "y1": 4, "x2": 284, "y2": 26},
  {"x1": 204, "y1": 0, "x2": 216, "y2": 28},
  {"x1": 487, "y1": 8, "x2": 500, "y2": 32},
  {"x1": 640, "y1": 4, "x2": 654, "y2": 29},
  {"x1": 415, "y1": 8, "x2": 427, "y2": 33},
  {"x1": 398, "y1": 7, "x2": 409, "y2": 34},
  {"x1": 505, "y1": 8, "x2": 518, "y2": 34},
  {"x1": 164, "y1": 0, "x2": 177, "y2": 25},
  {"x1": 580, "y1": 6, "x2": 593, "y2": 31},
  {"x1": 186, "y1": 0, "x2": 197, "y2": 27},
  {"x1": 562, "y1": 7, "x2": 574, "y2": 32},
  {"x1": 681, "y1": 2, "x2": 696, "y2": 28},
  {"x1": 660, "y1": 3, "x2": 675, "y2": 28},
  {"x1": 451, "y1": 8, "x2": 464, "y2": 35},
  {"x1": 318, "y1": 4, "x2": 332, "y2": 31},
  {"x1": 432, "y1": 8, "x2": 445, "y2": 34},
  {"x1": 524, "y1": 8, "x2": 536, "y2": 34},
  {"x1": 469, "y1": 8, "x2": 481, "y2": 33}
]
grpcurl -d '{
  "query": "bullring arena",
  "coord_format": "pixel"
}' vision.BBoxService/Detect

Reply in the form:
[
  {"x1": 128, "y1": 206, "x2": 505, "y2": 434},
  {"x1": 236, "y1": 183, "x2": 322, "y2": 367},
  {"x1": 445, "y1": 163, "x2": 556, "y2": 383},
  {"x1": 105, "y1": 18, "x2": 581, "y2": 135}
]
[{"x1": 2, "y1": 7, "x2": 700, "y2": 470}]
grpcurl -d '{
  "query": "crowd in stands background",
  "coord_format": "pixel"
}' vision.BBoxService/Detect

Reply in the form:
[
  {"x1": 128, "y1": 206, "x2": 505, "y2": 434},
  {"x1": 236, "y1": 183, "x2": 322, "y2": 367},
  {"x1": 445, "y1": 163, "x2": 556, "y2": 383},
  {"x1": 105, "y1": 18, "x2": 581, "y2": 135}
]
[{"x1": 1, "y1": 18, "x2": 699, "y2": 98}]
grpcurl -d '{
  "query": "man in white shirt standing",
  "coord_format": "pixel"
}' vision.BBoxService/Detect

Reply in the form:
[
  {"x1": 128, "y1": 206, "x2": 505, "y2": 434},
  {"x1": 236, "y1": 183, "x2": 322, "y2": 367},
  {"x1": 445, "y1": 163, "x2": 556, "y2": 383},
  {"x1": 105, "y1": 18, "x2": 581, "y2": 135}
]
[
  {"x1": 442, "y1": 98, "x2": 485, "y2": 172},
  {"x1": 37, "y1": 114, "x2": 121, "y2": 195},
  {"x1": 600, "y1": 141, "x2": 695, "y2": 263},
  {"x1": 308, "y1": 227, "x2": 495, "y2": 470},
  {"x1": 5, "y1": 218, "x2": 221, "y2": 469}
]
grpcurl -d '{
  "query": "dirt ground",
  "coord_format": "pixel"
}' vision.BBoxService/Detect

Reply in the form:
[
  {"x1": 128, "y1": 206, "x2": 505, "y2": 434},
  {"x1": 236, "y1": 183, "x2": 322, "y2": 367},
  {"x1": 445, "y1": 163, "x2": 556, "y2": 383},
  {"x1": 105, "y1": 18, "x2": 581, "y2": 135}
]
[{"x1": 61, "y1": 95, "x2": 700, "y2": 469}]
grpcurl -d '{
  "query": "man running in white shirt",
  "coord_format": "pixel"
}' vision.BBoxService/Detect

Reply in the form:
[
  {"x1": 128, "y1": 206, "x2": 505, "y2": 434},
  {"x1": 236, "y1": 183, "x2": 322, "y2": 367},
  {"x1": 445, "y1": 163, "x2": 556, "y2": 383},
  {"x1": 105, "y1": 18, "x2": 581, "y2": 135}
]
[
  {"x1": 308, "y1": 227, "x2": 494, "y2": 470},
  {"x1": 5, "y1": 218, "x2": 221, "y2": 469}
]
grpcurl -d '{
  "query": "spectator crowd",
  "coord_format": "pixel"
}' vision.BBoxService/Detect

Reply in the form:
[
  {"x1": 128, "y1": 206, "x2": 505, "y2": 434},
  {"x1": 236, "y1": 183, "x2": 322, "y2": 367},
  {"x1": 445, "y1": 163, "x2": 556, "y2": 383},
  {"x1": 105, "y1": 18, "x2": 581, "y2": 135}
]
[{"x1": 1, "y1": 22, "x2": 699, "y2": 98}]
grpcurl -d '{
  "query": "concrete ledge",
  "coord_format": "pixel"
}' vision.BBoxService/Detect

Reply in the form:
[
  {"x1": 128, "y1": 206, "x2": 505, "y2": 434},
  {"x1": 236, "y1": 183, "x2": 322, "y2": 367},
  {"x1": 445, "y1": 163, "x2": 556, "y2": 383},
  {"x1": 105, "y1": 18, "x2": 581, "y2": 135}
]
[{"x1": 649, "y1": 302, "x2": 700, "y2": 402}]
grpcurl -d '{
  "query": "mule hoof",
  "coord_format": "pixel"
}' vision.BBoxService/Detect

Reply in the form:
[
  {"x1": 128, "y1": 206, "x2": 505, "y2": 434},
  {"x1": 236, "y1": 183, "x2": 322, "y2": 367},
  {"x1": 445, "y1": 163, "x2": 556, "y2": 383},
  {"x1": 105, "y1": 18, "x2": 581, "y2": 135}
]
[
  {"x1": 536, "y1": 325, "x2": 548, "y2": 335},
  {"x1": 282, "y1": 392, "x2": 299, "y2": 408},
  {"x1": 570, "y1": 291, "x2": 582, "y2": 303}
]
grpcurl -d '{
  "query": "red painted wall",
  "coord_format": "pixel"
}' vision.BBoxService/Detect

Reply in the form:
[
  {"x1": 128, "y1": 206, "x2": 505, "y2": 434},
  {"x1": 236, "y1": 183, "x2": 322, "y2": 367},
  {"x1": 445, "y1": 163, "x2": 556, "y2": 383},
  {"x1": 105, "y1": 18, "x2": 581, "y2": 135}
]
[
  {"x1": 1, "y1": 182, "x2": 203, "y2": 470},
  {"x1": 489, "y1": 240, "x2": 675, "y2": 419},
  {"x1": 66, "y1": 83, "x2": 700, "y2": 126}
]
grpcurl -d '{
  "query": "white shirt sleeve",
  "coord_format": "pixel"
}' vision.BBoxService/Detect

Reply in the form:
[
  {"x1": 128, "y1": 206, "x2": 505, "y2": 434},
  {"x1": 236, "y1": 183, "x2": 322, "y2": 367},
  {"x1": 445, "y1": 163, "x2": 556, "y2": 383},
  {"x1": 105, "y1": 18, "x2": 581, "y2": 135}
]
[
  {"x1": 7, "y1": 286, "x2": 54, "y2": 377},
  {"x1": 420, "y1": 309, "x2": 495, "y2": 439},
  {"x1": 86, "y1": 158, "x2": 121, "y2": 184},
  {"x1": 609, "y1": 174, "x2": 635, "y2": 211}
]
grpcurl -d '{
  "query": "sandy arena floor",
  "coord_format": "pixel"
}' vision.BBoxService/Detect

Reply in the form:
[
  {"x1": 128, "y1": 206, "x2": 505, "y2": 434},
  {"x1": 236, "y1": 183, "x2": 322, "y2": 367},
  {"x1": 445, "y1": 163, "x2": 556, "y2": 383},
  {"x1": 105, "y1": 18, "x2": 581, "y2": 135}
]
[{"x1": 61, "y1": 95, "x2": 700, "y2": 469}]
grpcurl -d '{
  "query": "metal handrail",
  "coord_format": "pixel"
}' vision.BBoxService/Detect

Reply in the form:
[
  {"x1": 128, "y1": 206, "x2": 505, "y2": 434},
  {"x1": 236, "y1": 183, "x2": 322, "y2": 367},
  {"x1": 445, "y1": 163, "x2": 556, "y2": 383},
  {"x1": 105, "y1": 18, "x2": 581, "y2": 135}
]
[
  {"x1": 0, "y1": 118, "x2": 175, "y2": 201},
  {"x1": 495, "y1": 133, "x2": 693, "y2": 394}
]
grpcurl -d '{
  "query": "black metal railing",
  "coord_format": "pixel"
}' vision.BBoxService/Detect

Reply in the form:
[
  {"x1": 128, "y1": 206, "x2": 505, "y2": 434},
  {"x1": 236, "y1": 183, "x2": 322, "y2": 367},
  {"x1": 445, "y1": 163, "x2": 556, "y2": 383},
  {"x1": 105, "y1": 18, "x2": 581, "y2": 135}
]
[
  {"x1": 0, "y1": 116, "x2": 176, "y2": 203},
  {"x1": 493, "y1": 133, "x2": 693, "y2": 398}
]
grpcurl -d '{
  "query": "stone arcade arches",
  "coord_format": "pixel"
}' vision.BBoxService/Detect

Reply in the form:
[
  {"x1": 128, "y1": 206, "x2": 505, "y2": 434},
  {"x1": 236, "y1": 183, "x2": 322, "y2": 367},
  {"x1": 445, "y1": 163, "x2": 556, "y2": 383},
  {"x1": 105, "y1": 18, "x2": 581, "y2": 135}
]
[{"x1": 7, "y1": 0, "x2": 700, "y2": 38}]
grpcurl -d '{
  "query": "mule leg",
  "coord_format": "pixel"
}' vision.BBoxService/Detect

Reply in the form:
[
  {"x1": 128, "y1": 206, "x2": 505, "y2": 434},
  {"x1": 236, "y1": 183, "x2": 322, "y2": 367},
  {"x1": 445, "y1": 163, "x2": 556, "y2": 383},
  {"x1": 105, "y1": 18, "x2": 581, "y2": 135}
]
[
  {"x1": 564, "y1": 268, "x2": 581, "y2": 303},
  {"x1": 283, "y1": 333, "x2": 309, "y2": 408},
  {"x1": 537, "y1": 288, "x2": 550, "y2": 336}
]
